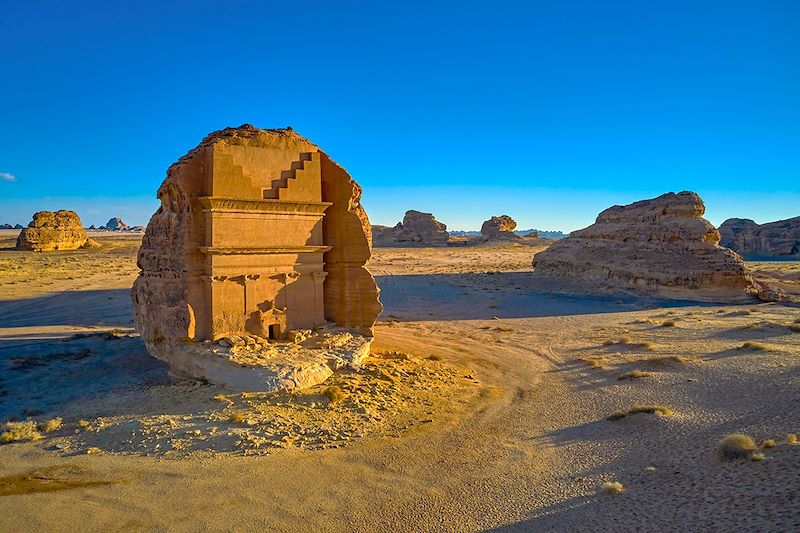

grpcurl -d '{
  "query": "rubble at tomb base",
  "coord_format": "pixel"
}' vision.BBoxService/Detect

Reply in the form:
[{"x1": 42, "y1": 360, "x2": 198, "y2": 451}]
[
  {"x1": 132, "y1": 124, "x2": 382, "y2": 391},
  {"x1": 532, "y1": 191, "x2": 779, "y2": 302},
  {"x1": 372, "y1": 210, "x2": 449, "y2": 246},
  {"x1": 16, "y1": 210, "x2": 100, "y2": 251}
]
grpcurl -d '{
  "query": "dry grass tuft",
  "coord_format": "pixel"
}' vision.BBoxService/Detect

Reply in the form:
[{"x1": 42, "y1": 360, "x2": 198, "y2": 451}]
[
  {"x1": 78, "y1": 420, "x2": 91, "y2": 429},
  {"x1": 761, "y1": 439, "x2": 776, "y2": 449},
  {"x1": 607, "y1": 404, "x2": 673, "y2": 421},
  {"x1": 643, "y1": 355, "x2": 696, "y2": 366},
  {"x1": 751, "y1": 452, "x2": 766, "y2": 461},
  {"x1": 787, "y1": 433, "x2": 798, "y2": 445},
  {"x1": 661, "y1": 320, "x2": 677, "y2": 327},
  {"x1": 716, "y1": 433, "x2": 756, "y2": 461},
  {"x1": 1, "y1": 421, "x2": 43, "y2": 443},
  {"x1": 740, "y1": 341, "x2": 770, "y2": 351},
  {"x1": 582, "y1": 356, "x2": 610, "y2": 369},
  {"x1": 229, "y1": 411, "x2": 246, "y2": 424},
  {"x1": 427, "y1": 355, "x2": 443, "y2": 361},
  {"x1": 323, "y1": 386, "x2": 347, "y2": 405},
  {"x1": 601, "y1": 481, "x2": 624, "y2": 494},
  {"x1": 617, "y1": 369, "x2": 654, "y2": 381},
  {"x1": 602, "y1": 338, "x2": 655, "y2": 351},
  {"x1": 38, "y1": 418, "x2": 62, "y2": 433}
]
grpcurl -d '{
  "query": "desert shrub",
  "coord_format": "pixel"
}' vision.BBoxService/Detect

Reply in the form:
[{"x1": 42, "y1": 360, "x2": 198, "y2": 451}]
[
  {"x1": 38, "y1": 418, "x2": 62, "y2": 433},
  {"x1": 617, "y1": 369, "x2": 654, "y2": 380},
  {"x1": 583, "y1": 356, "x2": 610, "y2": 369},
  {"x1": 661, "y1": 320, "x2": 676, "y2": 327},
  {"x1": 787, "y1": 433, "x2": 798, "y2": 444},
  {"x1": 78, "y1": 419, "x2": 91, "y2": 429},
  {"x1": 229, "y1": 411, "x2": 246, "y2": 424},
  {"x1": 741, "y1": 341, "x2": 769, "y2": 351},
  {"x1": 643, "y1": 355, "x2": 695, "y2": 366},
  {"x1": 323, "y1": 386, "x2": 347, "y2": 404},
  {"x1": 716, "y1": 433, "x2": 756, "y2": 460},
  {"x1": 427, "y1": 355, "x2": 443, "y2": 361},
  {"x1": 607, "y1": 404, "x2": 673, "y2": 421},
  {"x1": 751, "y1": 452, "x2": 766, "y2": 461},
  {"x1": 1, "y1": 421, "x2": 43, "y2": 443},
  {"x1": 761, "y1": 439, "x2": 776, "y2": 449},
  {"x1": 601, "y1": 481, "x2": 624, "y2": 494}
]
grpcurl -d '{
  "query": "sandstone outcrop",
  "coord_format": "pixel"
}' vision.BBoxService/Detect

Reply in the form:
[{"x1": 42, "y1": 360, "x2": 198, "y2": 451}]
[
  {"x1": 103, "y1": 217, "x2": 128, "y2": 231},
  {"x1": 132, "y1": 125, "x2": 382, "y2": 391},
  {"x1": 532, "y1": 192, "x2": 775, "y2": 302},
  {"x1": 480, "y1": 215, "x2": 540, "y2": 241},
  {"x1": 372, "y1": 210, "x2": 448, "y2": 246},
  {"x1": 719, "y1": 216, "x2": 800, "y2": 260},
  {"x1": 16, "y1": 210, "x2": 98, "y2": 251}
]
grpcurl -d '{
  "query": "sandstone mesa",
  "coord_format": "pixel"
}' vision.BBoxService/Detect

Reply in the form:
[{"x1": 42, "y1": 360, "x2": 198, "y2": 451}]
[
  {"x1": 372, "y1": 210, "x2": 449, "y2": 246},
  {"x1": 532, "y1": 191, "x2": 777, "y2": 302},
  {"x1": 719, "y1": 216, "x2": 800, "y2": 260},
  {"x1": 132, "y1": 125, "x2": 382, "y2": 391},
  {"x1": 15, "y1": 210, "x2": 99, "y2": 251}
]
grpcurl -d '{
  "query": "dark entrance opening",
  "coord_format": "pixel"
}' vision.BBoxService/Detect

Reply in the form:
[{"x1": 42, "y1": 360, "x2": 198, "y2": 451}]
[{"x1": 268, "y1": 324, "x2": 279, "y2": 340}]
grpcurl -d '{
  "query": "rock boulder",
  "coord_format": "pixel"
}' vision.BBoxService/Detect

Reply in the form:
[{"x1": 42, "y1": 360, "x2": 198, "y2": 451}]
[
  {"x1": 16, "y1": 210, "x2": 98, "y2": 251},
  {"x1": 532, "y1": 192, "x2": 775, "y2": 302},
  {"x1": 372, "y1": 210, "x2": 448, "y2": 246}
]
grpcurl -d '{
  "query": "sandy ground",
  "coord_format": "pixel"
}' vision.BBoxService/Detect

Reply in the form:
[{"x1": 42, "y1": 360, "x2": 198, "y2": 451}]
[{"x1": 0, "y1": 236, "x2": 798, "y2": 531}]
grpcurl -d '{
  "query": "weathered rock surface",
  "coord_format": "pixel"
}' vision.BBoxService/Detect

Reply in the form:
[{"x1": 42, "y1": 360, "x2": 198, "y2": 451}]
[
  {"x1": 132, "y1": 124, "x2": 382, "y2": 391},
  {"x1": 16, "y1": 210, "x2": 97, "y2": 251},
  {"x1": 480, "y1": 215, "x2": 540, "y2": 241},
  {"x1": 372, "y1": 210, "x2": 449, "y2": 246},
  {"x1": 532, "y1": 192, "x2": 775, "y2": 302},
  {"x1": 103, "y1": 217, "x2": 128, "y2": 231},
  {"x1": 719, "y1": 216, "x2": 800, "y2": 260}
]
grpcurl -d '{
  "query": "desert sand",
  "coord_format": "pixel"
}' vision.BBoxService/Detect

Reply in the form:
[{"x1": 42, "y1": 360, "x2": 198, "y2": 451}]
[{"x1": 0, "y1": 232, "x2": 799, "y2": 531}]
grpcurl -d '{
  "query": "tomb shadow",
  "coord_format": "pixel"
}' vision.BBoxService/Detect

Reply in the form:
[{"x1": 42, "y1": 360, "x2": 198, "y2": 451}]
[
  {"x1": 0, "y1": 288, "x2": 133, "y2": 329},
  {"x1": 374, "y1": 272, "x2": 717, "y2": 322}
]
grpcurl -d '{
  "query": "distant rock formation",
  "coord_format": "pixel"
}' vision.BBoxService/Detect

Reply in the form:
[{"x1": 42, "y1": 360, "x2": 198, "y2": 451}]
[
  {"x1": 103, "y1": 217, "x2": 128, "y2": 231},
  {"x1": 132, "y1": 125, "x2": 381, "y2": 391},
  {"x1": 13, "y1": 224, "x2": 23, "y2": 229},
  {"x1": 16, "y1": 210, "x2": 100, "y2": 251},
  {"x1": 719, "y1": 216, "x2": 800, "y2": 260},
  {"x1": 372, "y1": 210, "x2": 449, "y2": 246},
  {"x1": 0, "y1": 224, "x2": 13, "y2": 230},
  {"x1": 532, "y1": 192, "x2": 776, "y2": 302},
  {"x1": 480, "y1": 215, "x2": 540, "y2": 241}
]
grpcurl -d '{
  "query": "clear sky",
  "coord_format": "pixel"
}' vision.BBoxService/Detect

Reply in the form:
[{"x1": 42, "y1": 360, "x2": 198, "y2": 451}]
[{"x1": 1, "y1": 0, "x2": 798, "y2": 231}]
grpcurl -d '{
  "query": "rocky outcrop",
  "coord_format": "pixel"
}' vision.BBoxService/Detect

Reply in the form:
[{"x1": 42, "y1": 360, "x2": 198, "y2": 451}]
[
  {"x1": 16, "y1": 211, "x2": 98, "y2": 251},
  {"x1": 719, "y1": 216, "x2": 800, "y2": 260},
  {"x1": 480, "y1": 215, "x2": 540, "y2": 241},
  {"x1": 103, "y1": 217, "x2": 128, "y2": 231},
  {"x1": 0, "y1": 224, "x2": 13, "y2": 230},
  {"x1": 132, "y1": 124, "x2": 382, "y2": 391},
  {"x1": 13, "y1": 224, "x2": 23, "y2": 230},
  {"x1": 532, "y1": 192, "x2": 775, "y2": 302},
  {"x1": 372, "y1": 210, "x2": 449, "y2": 246}
]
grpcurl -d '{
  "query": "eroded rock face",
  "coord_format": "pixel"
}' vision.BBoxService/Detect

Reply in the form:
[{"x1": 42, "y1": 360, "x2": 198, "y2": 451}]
[
  {"x1": 479, "y1": 215, "x2": 537, "y2": 241},
  {"x1": 719, "y1": 216, "x2": 800, "y2": 260},
  {"x1": 16, "y1": 210, "x2": 94, "y2": 251},
  {"x1": 104, "y1": 217, "x2": 128, "y2": 231},
  {"x1": 372, "y1": 210, "x2": 448, "y2": 246},
  {"x1": 132, "y1": 125, "x2": 382, "y2": 391},
  {"x1": 532, "y1": 192, "x2": 774, "y2": 302}
]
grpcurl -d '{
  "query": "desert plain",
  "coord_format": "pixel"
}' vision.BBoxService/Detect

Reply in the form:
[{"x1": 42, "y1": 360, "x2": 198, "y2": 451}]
[{"x1": 0, "y1": 230, "x2": 798, "y2": 531}]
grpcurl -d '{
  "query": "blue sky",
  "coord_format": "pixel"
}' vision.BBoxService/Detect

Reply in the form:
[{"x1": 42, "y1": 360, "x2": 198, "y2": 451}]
[{"x1": 1, "y1": 0, "x2": 798, "y2": 231}]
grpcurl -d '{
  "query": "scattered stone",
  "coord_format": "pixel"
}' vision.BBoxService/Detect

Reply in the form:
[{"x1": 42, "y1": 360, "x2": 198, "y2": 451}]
[{"x1": 532, "y1": 191, "x2": 777, "y2": 302}]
